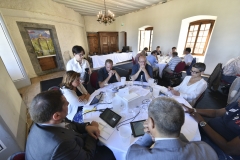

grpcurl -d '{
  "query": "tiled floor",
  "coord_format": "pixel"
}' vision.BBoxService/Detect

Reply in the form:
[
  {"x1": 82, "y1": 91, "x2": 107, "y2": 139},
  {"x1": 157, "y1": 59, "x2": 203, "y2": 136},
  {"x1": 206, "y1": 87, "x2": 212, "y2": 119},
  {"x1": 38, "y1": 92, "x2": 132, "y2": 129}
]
[{"x1": 18, "y1": 71, "x2": 65, "y2": 131}]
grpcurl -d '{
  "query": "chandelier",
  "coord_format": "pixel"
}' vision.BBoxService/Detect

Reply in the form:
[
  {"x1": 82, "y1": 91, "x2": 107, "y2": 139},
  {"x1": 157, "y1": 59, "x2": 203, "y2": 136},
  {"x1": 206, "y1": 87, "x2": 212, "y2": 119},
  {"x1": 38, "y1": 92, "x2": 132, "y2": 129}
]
[{"x1": 97, "y1": 0, "x2": 115, "y2": 25}]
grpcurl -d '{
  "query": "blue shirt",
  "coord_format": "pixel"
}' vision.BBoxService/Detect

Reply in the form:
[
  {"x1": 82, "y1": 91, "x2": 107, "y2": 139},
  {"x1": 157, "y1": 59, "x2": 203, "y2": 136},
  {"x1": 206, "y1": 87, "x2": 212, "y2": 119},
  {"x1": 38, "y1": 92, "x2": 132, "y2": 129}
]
[
  {"x1": 131, "y1": 64, "x2": 153, "y2": 82},
  {"x1": 147, "y1": 55, "x2": 158, "y2": 68},
  {"x1": 208, "y1": 102, "x2": 240, "y2": 141}
]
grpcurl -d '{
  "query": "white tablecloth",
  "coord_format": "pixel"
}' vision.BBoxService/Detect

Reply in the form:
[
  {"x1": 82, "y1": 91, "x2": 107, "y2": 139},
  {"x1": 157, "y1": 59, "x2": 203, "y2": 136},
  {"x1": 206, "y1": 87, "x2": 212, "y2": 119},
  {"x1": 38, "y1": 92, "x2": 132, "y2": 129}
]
[
  {"x1": 157, "y1": 55, "x2": 172, "y2": 78},
  {"x1": 84, "y1": 81, "x2": 200, "y2": 160},
  {"x1": 90, "y1": 53, "x2": 133, "y2": 69}
]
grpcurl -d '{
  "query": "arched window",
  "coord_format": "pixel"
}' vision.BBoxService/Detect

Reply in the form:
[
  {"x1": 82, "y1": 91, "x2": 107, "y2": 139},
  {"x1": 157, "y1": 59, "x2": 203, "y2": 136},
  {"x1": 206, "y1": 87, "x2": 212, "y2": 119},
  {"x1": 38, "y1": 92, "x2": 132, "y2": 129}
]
[
  {"x1": 139, "y1": 27, "x2": 153, "y2": 51},
  {"x1": 185, "y1": 20, "x2": 215, "y2": 56}
]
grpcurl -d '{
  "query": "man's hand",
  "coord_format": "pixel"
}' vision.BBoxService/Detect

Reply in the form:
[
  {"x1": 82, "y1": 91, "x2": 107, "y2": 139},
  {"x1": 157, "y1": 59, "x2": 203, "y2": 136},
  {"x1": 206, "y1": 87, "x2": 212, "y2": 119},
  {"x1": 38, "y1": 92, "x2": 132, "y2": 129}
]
[
  {"x1": 140, "y1": 65, "x2": 147, "y2": 73},
  {"x1": 78, "y1": 95, "x2": 86, "y2": 102},
  {"x1": 91, "y1": 121, "x2": 99, "y2": 127},
  {"x1": 181, "y1": 104, "x2": 195, "y2": 114},
  {"x1": 108, "y1": 70, "x2": 114, "y2": 77},
  {"x1": 85, "y1": 125, "x2": 100, "y2": 140},
  {"x1": 189, "y1": 112, "x2": 204, "y2": 123},
  {"x1": 143, "y1": 120, "x2": 154, "y2": 141}
]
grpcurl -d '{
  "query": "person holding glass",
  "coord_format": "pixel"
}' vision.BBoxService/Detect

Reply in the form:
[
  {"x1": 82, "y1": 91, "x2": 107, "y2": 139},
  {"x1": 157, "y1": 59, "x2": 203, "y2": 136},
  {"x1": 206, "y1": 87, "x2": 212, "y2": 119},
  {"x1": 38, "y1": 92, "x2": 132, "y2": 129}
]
[
  {"x1": 98, "y1": 59, "x2": 121, "y2": 88},
  {"x1": 168, "y1": 63, "x2": 207, "y2": 106},
  {"x1": 66, "y1": 45, "x2": 91, "y2": 89},
  {"x1": 60, "y1": 71, "x2": 90, "y2": 123}
]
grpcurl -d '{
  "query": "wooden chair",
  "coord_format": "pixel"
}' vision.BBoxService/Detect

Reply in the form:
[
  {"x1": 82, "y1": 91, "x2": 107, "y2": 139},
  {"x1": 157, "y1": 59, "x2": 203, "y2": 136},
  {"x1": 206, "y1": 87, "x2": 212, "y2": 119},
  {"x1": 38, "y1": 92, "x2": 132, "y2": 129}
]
[{"x1": 90, "y1": 71, "x2": 99, "y2": 90}]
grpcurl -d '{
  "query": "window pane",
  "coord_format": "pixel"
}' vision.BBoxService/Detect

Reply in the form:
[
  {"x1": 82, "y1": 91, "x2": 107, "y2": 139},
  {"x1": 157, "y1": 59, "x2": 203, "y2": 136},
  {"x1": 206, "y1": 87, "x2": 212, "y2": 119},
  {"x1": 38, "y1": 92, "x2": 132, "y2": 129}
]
[
  {"x1": 200, "y1": 24, "x2": 205, "y2": 30},
  {"x1": 195, "y1": 48, "x2": 199, "y2": 53},
  {"x1": 202, "y1": 37, "x2": 207, "y2": 42},
  {"x1": 195, "y1": 43, "x2": 200, "y2": 48},
  {"x1": 199, "y1": 31, "x2": 203, "y2": 36},
  {"x1": 193, "y1": 31, "x2": 197, "y2": 36},
  {"x1": 190, "y1": 25, "x2": 194, "y2": 31},
  {"x1": 144, "y1": 31, "x2": 151, "y2": 50},
  {"x1": 191, "y1": 37, "x2": 196, "y2": 42},
  {"x1": 205, "y1": 24, "x2": 211, "y2": 30},
  {"x1": 200, "y1": 43, "x2": 205, "y2": 48},
  {"x1": 190, "y1": 43, "x2": 194, "y2": 48},
  {"x1": 187, "y1": 37, "x2": 191, "y2": 42},
  {"x1": 188, "y1": 31, "x2": 193, "y2": 36},
  {"x1": 186, "y1": 43, "x2": 191, "y2": 47},
  {"x1": 194, "y1": 25, "x2": 199, "y2": 30},
  {"x1": 203, "y1": 31, "x2": 209, "y2": 36},
  {"x1": 197, "y1": 37, "x2": 202, "y2": 42},
  {"x1": 198, "y1": 48, "x2": 203, "y2": 53}
]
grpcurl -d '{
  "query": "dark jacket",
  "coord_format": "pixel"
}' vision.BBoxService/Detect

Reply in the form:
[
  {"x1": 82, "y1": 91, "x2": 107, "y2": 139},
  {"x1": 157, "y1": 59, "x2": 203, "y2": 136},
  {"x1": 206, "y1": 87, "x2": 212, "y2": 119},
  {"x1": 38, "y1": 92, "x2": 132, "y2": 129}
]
[
  {"x1": 25, "y1": 122, "x2": 97, "y2": 160},
  {"x1": 207, "y1": 63, "x2": 222, "y2": 91}
]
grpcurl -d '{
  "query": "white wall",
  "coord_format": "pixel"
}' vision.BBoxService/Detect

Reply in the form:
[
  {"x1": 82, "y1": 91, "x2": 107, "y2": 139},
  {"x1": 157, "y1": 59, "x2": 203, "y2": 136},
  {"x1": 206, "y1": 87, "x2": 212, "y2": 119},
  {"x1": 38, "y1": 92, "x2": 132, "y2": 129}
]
[
  {"x1": 84, "y1": 16, "x2": 116, "y2": 32},
  {"x1": 0, "y1": 0, "x2": 88, "y2": 78},
  {"x1": 85, "y1": 0, "x2": 240, "y2": 75}
]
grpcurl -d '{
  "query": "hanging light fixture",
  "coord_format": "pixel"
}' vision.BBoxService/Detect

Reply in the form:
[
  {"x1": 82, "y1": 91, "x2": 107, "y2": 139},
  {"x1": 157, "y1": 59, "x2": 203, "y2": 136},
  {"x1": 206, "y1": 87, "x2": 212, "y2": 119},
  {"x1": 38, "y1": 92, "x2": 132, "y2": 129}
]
[{"x1": 97, "y1": 0, "x2": 115, "y2": 25}]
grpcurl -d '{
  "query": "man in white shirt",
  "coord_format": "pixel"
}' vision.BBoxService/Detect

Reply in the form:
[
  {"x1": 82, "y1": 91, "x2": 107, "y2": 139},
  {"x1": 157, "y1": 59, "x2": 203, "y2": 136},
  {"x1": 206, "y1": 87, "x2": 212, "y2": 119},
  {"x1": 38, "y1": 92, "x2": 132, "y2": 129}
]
[
  {"x1": 167, "y1": 47, "x2": 177, "y2": 57},
  {"x1": 183, "y1": 47, "x2": 193, "y2": 66},
  {"x1": 163, "y1": 52, "x2": 181, "y2": 73},
  {"x1": 222, "y1": 56, "x2": 240, "y2": 84},
  {"x1": 66, "y1": 45, "x2": 91, "y2": 88},
  {"x1": 126, "y1": 97, "x2": 218, "y2": 160}
]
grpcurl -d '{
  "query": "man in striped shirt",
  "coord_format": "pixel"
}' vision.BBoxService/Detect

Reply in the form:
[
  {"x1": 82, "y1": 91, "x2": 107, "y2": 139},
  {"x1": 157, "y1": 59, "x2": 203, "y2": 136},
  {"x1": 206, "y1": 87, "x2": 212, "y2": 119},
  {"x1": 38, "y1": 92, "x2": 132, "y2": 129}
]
[
  {"x1": 163, "y1": 52, "x2": 181, "y2": 73},
  {"x1": 222, "y1": 56, "x2": 240, "y2": 84}
]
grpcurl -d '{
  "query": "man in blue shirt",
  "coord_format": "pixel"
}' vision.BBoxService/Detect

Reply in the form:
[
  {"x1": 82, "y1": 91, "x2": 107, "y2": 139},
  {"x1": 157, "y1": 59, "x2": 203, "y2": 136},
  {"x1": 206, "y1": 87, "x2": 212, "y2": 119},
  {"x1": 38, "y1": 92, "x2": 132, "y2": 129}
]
[
  {"x1": 147, "y1": 50, "x2": 158, "y2": 72},
  {"x1": 131, "y1": 55, "x2": 153, "y2": 82}
]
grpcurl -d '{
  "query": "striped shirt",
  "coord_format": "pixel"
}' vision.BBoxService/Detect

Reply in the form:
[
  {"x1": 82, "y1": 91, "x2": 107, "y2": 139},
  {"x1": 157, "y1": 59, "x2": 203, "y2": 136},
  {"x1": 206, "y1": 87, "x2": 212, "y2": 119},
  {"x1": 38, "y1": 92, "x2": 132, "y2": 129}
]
[
  {"x1": 223, "y1": 57, "x2": 240, "y2": 76},
  {"x1": 167, "y1": 56, "x2": 182, "y2": 71}
]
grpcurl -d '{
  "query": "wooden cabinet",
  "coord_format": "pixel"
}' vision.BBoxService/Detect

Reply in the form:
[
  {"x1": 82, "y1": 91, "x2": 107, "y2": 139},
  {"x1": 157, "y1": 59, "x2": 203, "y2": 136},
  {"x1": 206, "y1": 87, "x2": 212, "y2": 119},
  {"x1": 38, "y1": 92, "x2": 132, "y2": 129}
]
[
  {"x1": 38, "y1": 56, "x2": 57, "y2": 71},
  {"x1": 87, "y1": 32, "x2": 119, "y2": 55}
]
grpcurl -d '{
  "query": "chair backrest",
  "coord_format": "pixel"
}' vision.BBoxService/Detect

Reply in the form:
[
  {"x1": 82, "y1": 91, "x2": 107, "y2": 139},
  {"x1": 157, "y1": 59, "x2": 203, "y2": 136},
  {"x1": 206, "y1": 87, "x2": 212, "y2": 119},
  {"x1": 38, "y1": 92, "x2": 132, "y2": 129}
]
[
  {"x1": 174, "y1": 62, "x2": 186, "y2": 73},
  {"x1": 207, "y1": 63, "x2": 222, "y2": 90},
  {"x1": 48, "y1": 86, "x2": 60, "y2": 91},
  {"x1": 90, "y1": 71, "x2": 98, "y2": 89},
  {"x1": 132, "y1": 57, "x2": 136, "y2": 65},
  {"x1": 8, "y1": 152, "x2": 25, "y2": 160},
  {"x1": 186, "y1": 57, "x2": 196, "y2": 75},
  {"x1": 193, "y1": 91, "x2": 205, "y2": 108}
]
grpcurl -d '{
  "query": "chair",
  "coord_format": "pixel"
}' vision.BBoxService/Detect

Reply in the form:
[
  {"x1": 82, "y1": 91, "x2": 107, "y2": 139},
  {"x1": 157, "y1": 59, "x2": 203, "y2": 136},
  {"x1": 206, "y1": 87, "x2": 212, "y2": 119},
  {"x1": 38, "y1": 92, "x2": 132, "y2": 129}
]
[
  {"x1": 227, "y1": 77, "x2": 240, "y2": 104},
  {"x1": 127, "y1": 69, "x2": 132, "y2": 81},
  {"x1": 186, "y1": 57, "x2": 196, "y2": 75},
  {"x1": 48, "y1": 86, "x2": 60, "y2": 91},
  {"x1": 8, "y1": 152, "x2": 25, "y2": 160},
  {"x1": 163, "y1": 61, "x2": 186, "y2": 86},
  {"x1": 193, "y1": 91, "x2": 205, "y2": 108},
  {"x1": 132, "y1": 57, "x2": 136, "y2": 65},
  {"x1": 90, "y1": 71, "x2": 99, "y2": 90}
]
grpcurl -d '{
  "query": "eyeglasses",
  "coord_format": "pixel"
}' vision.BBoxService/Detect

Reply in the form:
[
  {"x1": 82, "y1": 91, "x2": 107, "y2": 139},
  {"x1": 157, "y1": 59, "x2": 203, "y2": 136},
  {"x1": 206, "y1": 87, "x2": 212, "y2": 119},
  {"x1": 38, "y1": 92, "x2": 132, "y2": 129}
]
[{"x1": 190, "y1": 70, "x2": 200, "y2": 74}]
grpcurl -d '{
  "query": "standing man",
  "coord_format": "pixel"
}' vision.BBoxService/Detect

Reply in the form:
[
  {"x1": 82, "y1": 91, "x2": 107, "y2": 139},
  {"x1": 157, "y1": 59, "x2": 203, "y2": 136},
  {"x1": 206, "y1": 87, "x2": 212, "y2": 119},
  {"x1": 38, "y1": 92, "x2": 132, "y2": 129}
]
[
  {"x1": 163, "y1": 52, "x2": 181, "y2": 73},
  {"x1": 25, "y1": 90, "x2": 115, "y2": 160},
  {"x1": 66, "y1": 45, "x2": 91, "y2": 89},
  {"x1": 98, "y1": 59, "x2": 121, "y2": 88},
  {"x1": 222, "y1": 56, "x2": 240, "y2": 84},
  {"x1": 131, "y1": 55, "x2": 153, "y2": 82},
  {"x1": 156, "y1": 46, "x2": 162, "y2": 56},
  {"x1": 147, "y1": 50, "x2": 158, "y2": 72},
  {"x1": 183, "y1": 47, "x2": 193, "y2": 67},
  {"x1": 126, "y1": 97, "x2": 218, "y2": 160}
]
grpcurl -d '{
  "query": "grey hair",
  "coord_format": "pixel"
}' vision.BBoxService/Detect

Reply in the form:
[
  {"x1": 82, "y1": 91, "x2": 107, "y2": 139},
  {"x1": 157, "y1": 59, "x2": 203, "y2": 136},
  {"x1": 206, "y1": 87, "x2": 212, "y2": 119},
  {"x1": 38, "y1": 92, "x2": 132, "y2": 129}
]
[{"x1": 148, "y1": 97, "x2": 185, "y2": 136}]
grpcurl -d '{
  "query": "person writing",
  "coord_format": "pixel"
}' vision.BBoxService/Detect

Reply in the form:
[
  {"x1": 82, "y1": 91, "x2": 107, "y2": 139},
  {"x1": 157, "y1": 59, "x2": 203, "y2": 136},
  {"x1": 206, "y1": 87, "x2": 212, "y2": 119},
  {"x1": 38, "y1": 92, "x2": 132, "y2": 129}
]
[
  {"x1": 168, "y1": 63, "x2": 207, "y2": 106},
  {"x1": 60, "y1": 71, "x2": 90, "y2": 123},
  {"x1": 131, "y1": 55, "x2": 153, "y2": 82},
  {"x1": 98, "y1": 59, "x2": 120, "y2": 88},
  {"x1": 183, "y1": 100, "x2": 240, "y2": 160}
]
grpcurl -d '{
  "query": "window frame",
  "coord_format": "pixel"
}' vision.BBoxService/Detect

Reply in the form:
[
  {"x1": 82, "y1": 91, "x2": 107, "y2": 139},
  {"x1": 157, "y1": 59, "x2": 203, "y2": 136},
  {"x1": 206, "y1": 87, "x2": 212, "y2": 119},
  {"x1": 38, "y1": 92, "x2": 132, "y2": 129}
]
[
  {"x1": 139, "y1": 27, "x2": 153, "y2": 52},
  {"x1": 184, "y1": 20, "x2": 215, "y2": 56}
]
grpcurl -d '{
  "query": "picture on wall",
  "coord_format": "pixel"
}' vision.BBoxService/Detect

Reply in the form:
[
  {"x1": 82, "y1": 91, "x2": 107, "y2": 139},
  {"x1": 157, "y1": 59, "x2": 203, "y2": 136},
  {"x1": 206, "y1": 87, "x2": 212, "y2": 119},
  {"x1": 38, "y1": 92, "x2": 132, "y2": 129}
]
[{"x1": 27, "y1": 29, "x2": 56, "y2": 57}]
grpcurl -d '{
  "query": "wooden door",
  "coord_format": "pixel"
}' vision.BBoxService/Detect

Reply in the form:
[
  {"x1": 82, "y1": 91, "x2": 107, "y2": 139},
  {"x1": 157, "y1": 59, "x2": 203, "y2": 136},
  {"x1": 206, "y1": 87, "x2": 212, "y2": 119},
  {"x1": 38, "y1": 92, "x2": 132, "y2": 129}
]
[
  {"x1": 101, "y1": 35, "x2": 109, "y2": 54},
  {"x1": 87, "y1": 33, "x2": 99, "y2": 55},
  {"x1": 108, "y1": 33, "x2": 118, "y2": 53}
]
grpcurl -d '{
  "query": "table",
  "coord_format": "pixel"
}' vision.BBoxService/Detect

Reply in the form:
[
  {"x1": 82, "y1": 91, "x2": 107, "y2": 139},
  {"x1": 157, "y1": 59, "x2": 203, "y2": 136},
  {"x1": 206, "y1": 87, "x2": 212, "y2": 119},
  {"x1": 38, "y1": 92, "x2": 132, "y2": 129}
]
[
  {"x1": 157, "y1": 55, "x2": 171, "y2": 78},
  {"x1": 84, "y1": 81, "x2": 200, "y2": 160},
  {"x1": 90, "y1": 52, "x2": 133, "y2": 69}
]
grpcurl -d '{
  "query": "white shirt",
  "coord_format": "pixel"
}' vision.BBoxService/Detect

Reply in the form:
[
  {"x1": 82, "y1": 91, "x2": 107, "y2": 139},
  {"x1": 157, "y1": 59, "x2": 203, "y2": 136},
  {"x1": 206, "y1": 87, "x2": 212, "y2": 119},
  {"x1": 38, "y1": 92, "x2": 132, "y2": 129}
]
[
  {"x1": 184, "y1": 54, "x2": 193, "y2": 65},
  {"x1": 155, "y1": 137, "x2": 177, "y2": 141},
  {"x1": 66, "y1": 58, "x2": 90, "y2": 80},
  {"x1": 223, "y1": 57, "x2": 240, "y2": 76},
  {"x1": 60, "y1": 84, "x2": 88, "y2": 121},
  {"x1": 173, "y1": 76, "x2": 207, "y2": 106}
]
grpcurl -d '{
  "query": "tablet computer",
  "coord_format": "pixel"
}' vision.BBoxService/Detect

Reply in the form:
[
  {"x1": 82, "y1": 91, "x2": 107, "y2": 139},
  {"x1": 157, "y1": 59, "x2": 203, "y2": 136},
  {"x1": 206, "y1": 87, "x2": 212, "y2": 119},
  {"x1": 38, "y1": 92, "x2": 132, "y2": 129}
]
[
  {"x1": 99, "y1": 108, "x2": 122, "y2": 128},
  {"x1": 130, "y1": 120, "x2": 146, "y2": 137}
]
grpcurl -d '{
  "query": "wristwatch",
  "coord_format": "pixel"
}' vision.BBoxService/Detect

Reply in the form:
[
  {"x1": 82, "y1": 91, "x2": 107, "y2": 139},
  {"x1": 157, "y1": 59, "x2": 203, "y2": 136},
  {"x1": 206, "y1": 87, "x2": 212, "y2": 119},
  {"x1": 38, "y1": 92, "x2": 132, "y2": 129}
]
[{"x1": 199, "y1": 121, "x2": 207, "y2": 127}]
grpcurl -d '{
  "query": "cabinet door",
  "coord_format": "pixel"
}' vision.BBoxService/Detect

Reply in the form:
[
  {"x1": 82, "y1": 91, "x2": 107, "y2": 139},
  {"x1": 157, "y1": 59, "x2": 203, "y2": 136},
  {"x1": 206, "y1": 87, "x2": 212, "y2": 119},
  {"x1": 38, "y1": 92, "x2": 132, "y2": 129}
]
[
  {"x1": 101, "y1": 35, "x2": 109, "y2": 54},
  {"x1": 87, "y1": 33, "x2": 99, "y2": 55},
  {"x1": 109, "y1": 33, "x2": 118, "y2": 53}
]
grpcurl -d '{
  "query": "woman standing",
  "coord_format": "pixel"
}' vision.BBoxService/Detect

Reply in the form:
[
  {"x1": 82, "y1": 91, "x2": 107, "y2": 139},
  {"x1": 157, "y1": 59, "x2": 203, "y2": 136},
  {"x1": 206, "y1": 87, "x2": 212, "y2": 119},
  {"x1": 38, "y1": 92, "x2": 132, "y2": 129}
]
[
  {"x1": 60, "y1": 71, "x2": 90, "y2": 123},
  {"x1": 66, "y1": 45, "x2": 92, "y2": 89}
]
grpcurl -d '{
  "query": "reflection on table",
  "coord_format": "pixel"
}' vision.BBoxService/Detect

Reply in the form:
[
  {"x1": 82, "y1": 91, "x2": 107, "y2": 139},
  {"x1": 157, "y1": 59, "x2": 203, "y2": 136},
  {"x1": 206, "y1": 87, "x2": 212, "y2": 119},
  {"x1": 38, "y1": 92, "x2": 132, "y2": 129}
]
[
  {"x1": 90, "y1": 52, "x2": 133, "y2": 69},
  {"x1": 83, "y1": 81, "x2": 200, "y2": 160}
]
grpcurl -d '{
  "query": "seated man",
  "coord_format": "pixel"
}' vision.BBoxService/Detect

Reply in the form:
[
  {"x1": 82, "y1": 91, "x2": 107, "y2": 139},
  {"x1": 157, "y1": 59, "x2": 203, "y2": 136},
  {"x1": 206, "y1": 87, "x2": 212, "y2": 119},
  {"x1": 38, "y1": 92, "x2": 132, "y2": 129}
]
[
  {"x1": 146, "y1": 50, "x2": 158, "y2": 72},
  {"x1": 184, "y1": 100, "x2": 240, "y2": 160},
  {"x1": 126, "y1": 97, "x2": 218, "y2": 160},
  {"x1": 163, "y1": 52, "x2": 181, "y2": 73},
  {"x1": 98, "y1": 59, "x2": 120, "y2": 88},
  {"x1": 222, "y1": 56, "x2": 240, "y2": 84},
  {"x1": 167, "y1": 46, "x2": 177, "y2": 57},
  {"x1": 25, "y1": 90, "x2": 115, "y2": 160},
  {"x1": 156, "y1": 46, "x2": 162, "y2": 56},
  {"x1": 131, "y1": 55, "x2": 153, "y2": 82},
  {"x1": 183, "y1": 47, "x2": 193, "y2": 67}
]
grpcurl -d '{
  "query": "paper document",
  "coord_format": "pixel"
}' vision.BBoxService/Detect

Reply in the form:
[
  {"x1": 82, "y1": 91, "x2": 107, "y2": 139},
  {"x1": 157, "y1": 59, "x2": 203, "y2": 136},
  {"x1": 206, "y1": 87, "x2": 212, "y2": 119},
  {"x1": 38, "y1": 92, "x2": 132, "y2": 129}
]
[{"x1": 98, "y1": 121, "x2": 115, "y2": 140}]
